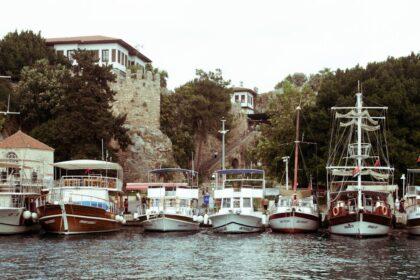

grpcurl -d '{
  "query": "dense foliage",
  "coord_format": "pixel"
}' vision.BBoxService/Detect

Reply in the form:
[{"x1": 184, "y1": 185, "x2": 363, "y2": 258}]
[
  {"x1": 161, "y1": 69, "x2": 232, "y2": 168},
  {"x1": 0, "y1": 30, "x2": 67, "y2": 80},
  {"x1": 256, "y1": 53, "x2": 420, "y2": 186},
  {"x1": 17, "y1": 50, "x2": 130, "y2": 161}
]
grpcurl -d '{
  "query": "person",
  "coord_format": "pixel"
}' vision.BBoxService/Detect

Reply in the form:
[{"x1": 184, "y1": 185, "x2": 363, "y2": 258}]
[
  {"x1": 124, "y1": 198, "x2": 129, "y2": 214},
  {"x1": 262, "y1": 198, "x2": 269, "y2": 211}
]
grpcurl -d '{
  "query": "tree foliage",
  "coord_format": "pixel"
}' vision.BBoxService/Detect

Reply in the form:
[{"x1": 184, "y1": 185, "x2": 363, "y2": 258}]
[
  {"x1": 18, "y1": 50, "x2": 130, "y2": 161},
  {"x1": 258, "y1": 53, "x2": 420, "y2": 185},
  {"x1": 161, "y1": 69, "x2": 232, "y2": 167},
  {"x1": 0, "y1": 30, "x2": 67, "y2": 80}
]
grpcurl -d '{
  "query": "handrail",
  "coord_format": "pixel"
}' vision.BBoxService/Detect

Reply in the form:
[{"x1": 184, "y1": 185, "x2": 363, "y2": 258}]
[{"x1": 58, "y1": 175, "x2": 120, "y2": 189}]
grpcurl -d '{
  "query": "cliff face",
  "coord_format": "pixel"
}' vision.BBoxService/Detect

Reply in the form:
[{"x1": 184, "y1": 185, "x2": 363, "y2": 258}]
[{"x1": 111, "y1": 69, "x2": 177, "y2": 182}]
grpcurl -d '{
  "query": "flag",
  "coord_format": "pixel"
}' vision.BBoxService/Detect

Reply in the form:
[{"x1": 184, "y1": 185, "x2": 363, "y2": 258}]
[
  {"x1": 352, "y1": 166, "x2": 361, "y2": 177},
  {"x1": 374, "y1": 159, "x2": 380, "y2": 167}
]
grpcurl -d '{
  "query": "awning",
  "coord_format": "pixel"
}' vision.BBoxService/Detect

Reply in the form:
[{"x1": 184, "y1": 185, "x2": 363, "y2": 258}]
[{"x1": 54, "y1": 159, "x2": 122, "y2": 171}]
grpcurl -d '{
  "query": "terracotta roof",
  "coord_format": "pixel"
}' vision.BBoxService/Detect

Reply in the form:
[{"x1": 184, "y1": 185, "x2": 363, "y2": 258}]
[
  {"x1": 46, "y1": 35, "x2": 152, "y2": 63},
  {"x1": 232, "y1": 87, "x2": 258, "y2": 96},
  {"x1": 0, "y1": 130, "x2": 54, "y2": 151}
]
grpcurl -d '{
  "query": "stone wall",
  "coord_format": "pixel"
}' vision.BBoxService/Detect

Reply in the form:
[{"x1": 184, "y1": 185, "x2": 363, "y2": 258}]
[{"x1": 111, "y1": 69, "x2": 161, "y2": 129}]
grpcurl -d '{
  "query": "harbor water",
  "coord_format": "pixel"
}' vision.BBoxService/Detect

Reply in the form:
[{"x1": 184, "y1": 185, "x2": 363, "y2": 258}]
[{"x1": 0, "y1": 229, "x2": 419, "y2": 279}]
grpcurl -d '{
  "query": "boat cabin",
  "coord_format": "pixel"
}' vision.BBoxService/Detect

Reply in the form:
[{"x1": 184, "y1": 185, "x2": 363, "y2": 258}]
[{"x1": 214, "y1": 169, "x2": 265, "y2": 214}]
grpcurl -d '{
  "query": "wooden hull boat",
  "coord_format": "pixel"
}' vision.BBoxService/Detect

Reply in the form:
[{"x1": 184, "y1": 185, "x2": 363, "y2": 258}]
[{"x1": 37, "y1": 204, "x2": 121, "y2": 235}]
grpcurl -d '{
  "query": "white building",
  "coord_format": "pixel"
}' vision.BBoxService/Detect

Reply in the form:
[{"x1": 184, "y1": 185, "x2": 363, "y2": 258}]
[
  {"x1": 0, "y1": 130, "x2": 54, "y2": 180},
  {"x1": 46, "y1": 35, "x2": 152, "y2": 75},
  {"x1": 231, "y1": 87, "x2": 258, "y2": 114}
]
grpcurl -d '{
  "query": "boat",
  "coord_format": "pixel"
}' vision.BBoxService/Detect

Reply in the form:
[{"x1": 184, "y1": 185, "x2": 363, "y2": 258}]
[
  {"x1": 268, "y1": 106, "x2": 319, "y2": 233},
  {"x1": 140, "y1": 168, "x2": 201, "y2": 232},
  {"x1": 326, "y1": 89, "x2": 397, "y2": 237},
  {"x1": 0, "y1": 160, "x2": 44, "y2": 234},
  {"x1": 403, "y1": 169, "x2": 420, "y2": 235},
  {"x1": 210, "y1": 169, "x2": 266, "y2": 233},
  {"x1": 36, "y1": 160, "x2": 124, "y2": 235}
]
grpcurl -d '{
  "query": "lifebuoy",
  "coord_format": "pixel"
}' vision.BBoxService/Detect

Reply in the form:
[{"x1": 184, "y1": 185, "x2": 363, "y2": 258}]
[
  {"x1": 332, "y1": 206, "x2": 340, "y2": 216},
  {"x1": 381, "y1": 206, "x2": 388, "y2": 216}
]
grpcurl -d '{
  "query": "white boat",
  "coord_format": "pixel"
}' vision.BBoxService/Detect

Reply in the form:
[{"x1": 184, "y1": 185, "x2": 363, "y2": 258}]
[
  {"x1": 403, "y1": 169, "x2": 420, "y2": 235},
  {"x1": 210, "y1": 169, "x2": 265, "y2": 233},
  {"x1": 268, "y1": 106, "x2": 319, "y2": 233},
  {"x1": 0, "y1": 161, "x2": 44, "y2": 234},
  {"x1": 140, "y1": 168, "x2": 200, "y2": 232},
  {"x1": 37, "y1": 160, "x2": 124, "y2": 234},
  {"x1": 326, "y1": 89, "x2": 397, "y2": 237}
]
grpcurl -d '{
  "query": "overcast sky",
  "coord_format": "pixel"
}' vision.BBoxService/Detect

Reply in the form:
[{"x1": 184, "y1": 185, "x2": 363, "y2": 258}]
[{"x1": 1, "y1": 0, "x2": 419, "y2": 92}]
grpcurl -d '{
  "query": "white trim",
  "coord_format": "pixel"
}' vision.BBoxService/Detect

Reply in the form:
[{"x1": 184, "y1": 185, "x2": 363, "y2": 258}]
[{"x1": 40, "y1": 213, "x2": 118, "y2": 223}]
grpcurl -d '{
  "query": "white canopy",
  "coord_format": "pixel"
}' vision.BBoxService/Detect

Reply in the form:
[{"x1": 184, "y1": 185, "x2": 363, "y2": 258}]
[{"x1": 54, "y1": 159, "x2": 122, "y2": 171}]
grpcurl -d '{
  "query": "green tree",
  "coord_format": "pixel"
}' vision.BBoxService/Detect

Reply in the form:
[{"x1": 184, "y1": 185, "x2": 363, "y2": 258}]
[
  {"x1": 0, "y1": 30, "x2": 67, "y2": 80},
  {"x1": 17, "y1": 59, "x2": 71, "y2": 131},
  {"x1": 161, "y1": 69, "x2": 232, "y2": 168},
  {"x1": 21, "y1": 50, "x2": 130, "y2": 161}
]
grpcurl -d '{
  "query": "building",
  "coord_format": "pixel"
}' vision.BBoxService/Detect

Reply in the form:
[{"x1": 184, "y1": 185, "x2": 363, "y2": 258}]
[
  {"x1": 46, "y1": 35, "x2": 152, "y2": 75},
  {"x1": 231, "y1": 87, "x2": 258, "y2": 114},
  {"x1": 0, "y1": 130, "x2": 54, "y2": 180}
]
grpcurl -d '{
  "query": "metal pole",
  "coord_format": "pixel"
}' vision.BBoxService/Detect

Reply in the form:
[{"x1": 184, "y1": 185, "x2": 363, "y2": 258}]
[
  {"x1": 219, "y1": 118, "x2": 228, "y2": 170},
  {"x1": 283, "y1": 156, "x2": 290, "y2": 190}
]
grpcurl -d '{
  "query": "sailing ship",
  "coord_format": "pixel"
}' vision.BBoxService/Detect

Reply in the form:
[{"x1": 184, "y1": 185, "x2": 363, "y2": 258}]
[
  {"x1": 403, "y1": 169, "x2": 420, "y2": 235},
  {"x1": 268, "y1": 106, "x2": 319, "y2": 233},
  {"x1": 0, "y1": 160, "x2": 44, "y2": 234},
  {"x1": 140, "y1": 168, "x2": 201, "y2": 232},
  {"x1": 326, "y1": 90, "x2": 397, "y2": 237},
  {"x1": 210, "y1": 169, "x2": 266, "y2": 233},
  {"x1": 37, "y1": 160, "x2": 124, "y2": 234}
]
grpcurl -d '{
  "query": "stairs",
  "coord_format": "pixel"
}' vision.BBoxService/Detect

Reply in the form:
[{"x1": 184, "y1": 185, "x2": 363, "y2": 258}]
[{"x1": 199, "y1": 130, "x2": 259, "y2": 176}]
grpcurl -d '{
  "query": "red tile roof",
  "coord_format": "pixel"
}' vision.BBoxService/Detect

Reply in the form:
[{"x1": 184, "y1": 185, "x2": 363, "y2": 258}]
[
  {"x1": 0, "y1": 130, "x2": 54, "y2": 151},
  {"x1": 46, "y1": 35, "x2": 152, "y2": 63}
]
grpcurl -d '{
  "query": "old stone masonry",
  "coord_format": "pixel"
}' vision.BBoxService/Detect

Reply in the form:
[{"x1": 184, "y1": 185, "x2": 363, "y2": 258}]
[{"x1": 111, "y1": 69, "x2": 177, "y2": 182}]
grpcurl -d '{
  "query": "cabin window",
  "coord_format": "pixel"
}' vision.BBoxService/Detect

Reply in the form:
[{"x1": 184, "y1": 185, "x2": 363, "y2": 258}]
[
  {"x1": 152, "y1": 199, "x2": 160, "y2": 207},
  {"x1": 241, "y1": 94, "x2": 245, "y2": 103},
  {"x1": 222, "y1": 198, "x2": 231, "y2": 208},
  {"x1": 180, "y1": 199, "x2": 189, "y2": 207},
  {"x1": 235, "y1": 95, "x2": 239, "y2": 102},
  {"x1": 233, "y1": 198, "x2": 240, "y2": 208},
  {"x1": 102, "y1": 49, "x2": 109, "y2": 62},
  {"x1": 242, "y1": 197, "x2": 251, "y2": 208},
  {"x1": 125, "y1": 54, "x2": 128, "y2": 66},
  {"x1": 112, "y1": 49, "x2": 116, "y2": 62},
  {"x1": 118, "y1": 50, "x2": 121, "y2": 63}
]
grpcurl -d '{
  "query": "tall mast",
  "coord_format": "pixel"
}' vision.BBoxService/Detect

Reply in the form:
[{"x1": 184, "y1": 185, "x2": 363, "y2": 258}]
[
  {"x1": 293, "y1": 106, "x2": 301, "y2": 192},
  {"x1": 219, "y1": 118, "x2": 229, "y2": 170},
  {"x1": 356, "y1": 92, "x2": 363, "y2": 210}
]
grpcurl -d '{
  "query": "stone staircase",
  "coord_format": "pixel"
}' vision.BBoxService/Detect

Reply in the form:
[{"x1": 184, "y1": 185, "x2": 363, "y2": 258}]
[{"x1": 199, "y1": 130, "x2": 259, "y2": 177}]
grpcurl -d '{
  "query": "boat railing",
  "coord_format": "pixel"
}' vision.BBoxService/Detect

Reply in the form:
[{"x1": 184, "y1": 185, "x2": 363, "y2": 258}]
[
  {"x1": 0, "y1": 194, "x2": 26, "y2": 208},
  {"x1": 59, "y1": 175, "x2": 120, "y2": 190},
  {"x1": 36, "y1": 192, "x2": 119, "y2": 214}
]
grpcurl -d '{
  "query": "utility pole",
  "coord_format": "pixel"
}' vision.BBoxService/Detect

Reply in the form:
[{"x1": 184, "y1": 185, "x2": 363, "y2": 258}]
[
  {"x1": 0, "y1": 76, "x2": 20, "y2": 116},
  {"x1": 218, "y1": 118, "x2": 229, "y2": 170}
]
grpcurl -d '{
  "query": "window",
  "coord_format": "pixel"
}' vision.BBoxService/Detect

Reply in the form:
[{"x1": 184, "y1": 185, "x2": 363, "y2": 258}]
[
  {"x1": 6, "y1": 152, "x2": 18, "y2": 162},
  {"x1": 118, "y1": 50, "x2": 121, "y2": 63},
  {"x1": 125, "y1": 54, "x2": 128, "y2": 66},
  {"x1": 242, "y1": 198, "x2": 251, "y2": 208},
  {"x1": 57, "y1": 50, "x2": 64, "y2": 56},
  {"x1": 233, "y1": 198, "x2": 240, "y2": 208},
  {"x1": 102, "y1": 49, "x2": 109, "y2": 62},
  {"x1": 112, "y1": 49, "x2": 116, "y2": 62},
  {"x1": 222, "y1": 198, "x2": 231, "y2": 208},
  {"x1": 249, "y1": 96, "x2": 253, "y2": 105},
  {"x1": 241, "y1": 94, "x2": 245, "y2": 103},
  {"x1": 235, "y1": 95, "x2": 239, "y2": 102}
]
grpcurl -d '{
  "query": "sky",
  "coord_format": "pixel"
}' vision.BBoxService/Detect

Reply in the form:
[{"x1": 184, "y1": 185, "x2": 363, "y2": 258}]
[{"x1": 1, "y1": 0, "x2": 419, "y2": 92}]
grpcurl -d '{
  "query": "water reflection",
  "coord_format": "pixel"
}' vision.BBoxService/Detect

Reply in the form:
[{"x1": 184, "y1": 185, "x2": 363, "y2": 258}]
[{"x1": 0, "y1": 229, "x2": 418, "y2": 279}]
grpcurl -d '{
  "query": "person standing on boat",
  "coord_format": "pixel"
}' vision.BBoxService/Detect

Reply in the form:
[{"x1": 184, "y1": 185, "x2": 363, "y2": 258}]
[{"x1": 124, "y1": 198, "x2": 129, "y2": 214}]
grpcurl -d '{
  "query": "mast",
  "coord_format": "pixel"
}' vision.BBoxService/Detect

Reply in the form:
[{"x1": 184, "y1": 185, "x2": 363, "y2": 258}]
[
  {"x1": 219, "y1": 118, "x2": 229, "y2": 170},
  {"x1": 293, "y1": 106, "x2": 301, "y2": 192},
  {"x1": 282, "y1": 156, "x2": 290, "y2": 190},
  {"x1": 356, "y1": 92, "x2": 363, "y2": 210}
]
